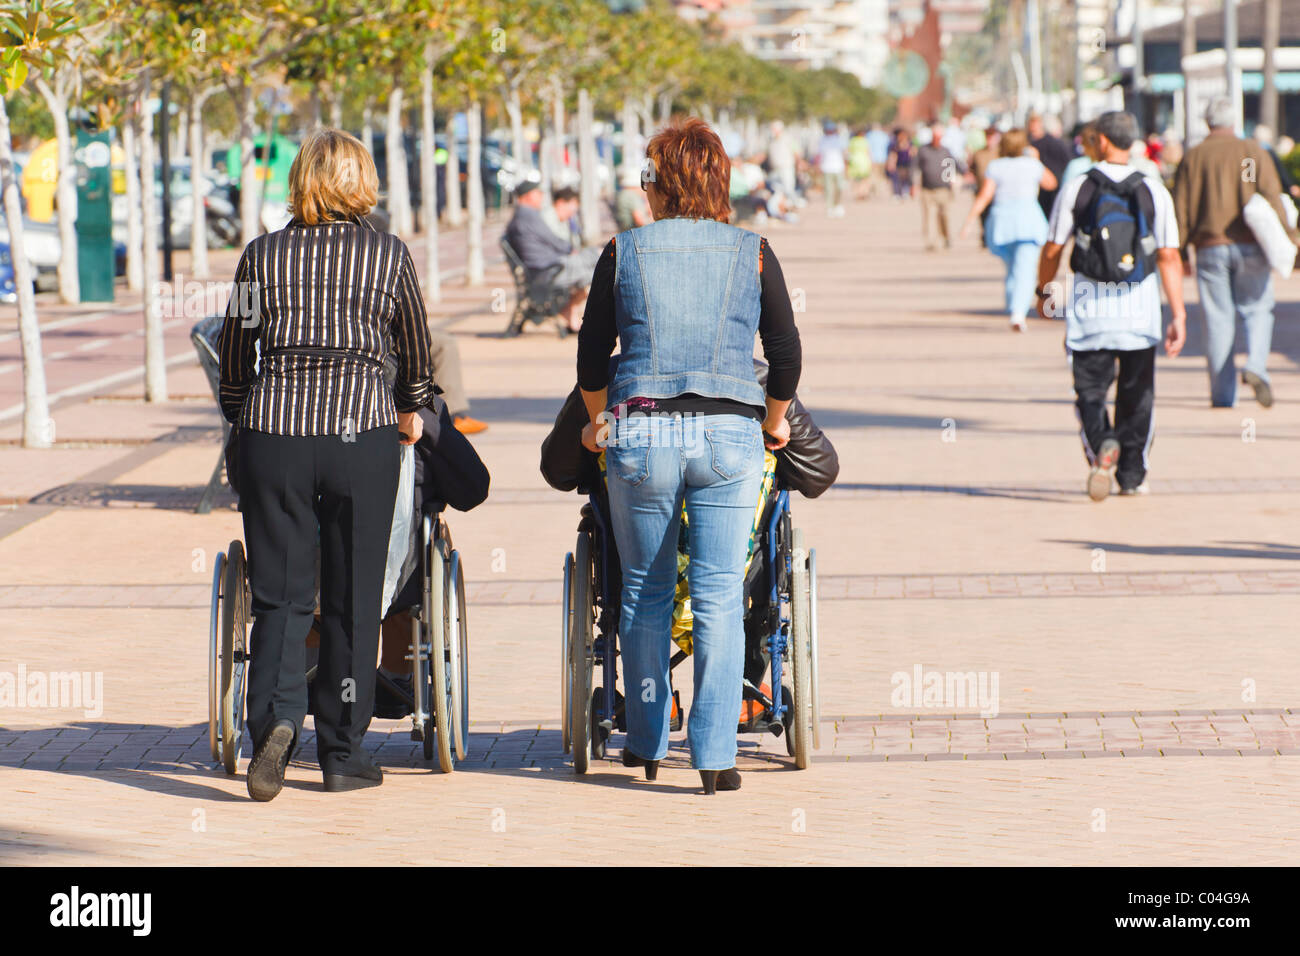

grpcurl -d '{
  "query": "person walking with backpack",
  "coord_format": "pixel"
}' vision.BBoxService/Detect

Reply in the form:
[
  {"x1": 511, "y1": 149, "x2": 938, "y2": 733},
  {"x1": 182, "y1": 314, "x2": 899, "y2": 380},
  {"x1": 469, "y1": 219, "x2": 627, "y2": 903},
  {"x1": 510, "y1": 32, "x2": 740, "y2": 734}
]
[
  {"x1": 1173, "y1": 97, "x2": 1294, "y2": 408},
  {"x1": 1035, "y1": 111, "x2": 1187, "y2": 500}
]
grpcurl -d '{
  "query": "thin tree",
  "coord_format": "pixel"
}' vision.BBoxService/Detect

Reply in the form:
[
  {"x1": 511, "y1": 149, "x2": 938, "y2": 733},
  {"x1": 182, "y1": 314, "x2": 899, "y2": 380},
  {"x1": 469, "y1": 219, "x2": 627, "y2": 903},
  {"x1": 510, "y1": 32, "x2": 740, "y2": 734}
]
[{"x1": 0, "y1": 0, "x2": 79, "y2": 447}]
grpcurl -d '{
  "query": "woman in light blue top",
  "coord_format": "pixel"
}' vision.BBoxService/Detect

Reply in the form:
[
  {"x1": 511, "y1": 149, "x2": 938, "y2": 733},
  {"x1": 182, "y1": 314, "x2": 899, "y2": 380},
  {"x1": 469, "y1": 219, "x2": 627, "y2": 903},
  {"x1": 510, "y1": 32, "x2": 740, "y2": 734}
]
[
  {"x1": 960, "y1": 128, "x2": 1058, "y2": 331},
  {"x1": 1059, "y1": 122, "x2": 1100, "y2": 191}
]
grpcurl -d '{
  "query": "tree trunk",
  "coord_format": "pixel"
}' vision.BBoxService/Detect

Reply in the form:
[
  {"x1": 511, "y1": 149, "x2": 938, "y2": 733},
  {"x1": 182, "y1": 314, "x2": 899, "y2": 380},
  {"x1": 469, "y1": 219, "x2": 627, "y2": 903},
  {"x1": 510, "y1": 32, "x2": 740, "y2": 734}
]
[
  {"x1": 551, "y1": 84, "x2": 566, "y2": 179},
  {"x1": 361, "y1": 96, "x2": 374, "y2": 152},
  {"x1": 507, "y1": 84, "x2": 529, "y2": 171},
  {"x1": 139, "y1": 79, "x2": 167, "y2": 403},
  {"x1": 621, "y1": 98, "x2": 640, "y2": 184},
  {"x1": 34, "y1": 75, "x2": 79, "y2": 304},
  {"x1": 0, "y1": 95, "x2": 51, "y2": 448},
  {"x1": 658, "y1": 90, "x2": 672, "y2": 126},
  {"x1": 310, "y1": 88, "x2": 322, "y2": 128},
  {"x1": 577, "y1": 88, "x2": 600, "y2": 246},
  {"x1": 445, "y1": 114, "x2": 462, "y2": 226},
  {"x1": 420, "y1": 46, "x2": 441, "y2": 302},
  {"x1": 1181, "y1": 1, "x2": 1197, "y2": 143},
  {"x1": 329, "y1": 86, "x2": 343, "y2": 129},
  {"x1": 1260, "y1": 0, "x2": 1280, "y2": 133},
  {"x1": 236, "y1": 80, "x2": 259, "y2": 248},
  {"x1": 538, "y1": 128, "x2": 553, "y2": 196},
  {"x1": 123, "y1": 113, "x2": 143, "y2": 291},
  {"x1": 386, "y1": 84, "x2": 412, "y2": 237},
  {"x1": 465, "y1": 100, "x2": 484, "y2": 286},
  {"x1": 174, "y1": 103, "x2": 187, "y2": 160},
  {"x1": 189, "y1": 92, "x2": 210, "y2": 279}
]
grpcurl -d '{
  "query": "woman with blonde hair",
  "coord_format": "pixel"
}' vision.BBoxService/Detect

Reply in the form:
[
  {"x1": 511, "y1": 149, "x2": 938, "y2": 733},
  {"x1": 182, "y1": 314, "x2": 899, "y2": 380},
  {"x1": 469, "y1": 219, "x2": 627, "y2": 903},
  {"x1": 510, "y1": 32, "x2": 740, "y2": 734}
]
[
  {"x1": 219, "y1": 128, "x2": 435, "y2": 801},
  {"x1": 960, "y1": 127, "x2": 1058, "y2": 331}
]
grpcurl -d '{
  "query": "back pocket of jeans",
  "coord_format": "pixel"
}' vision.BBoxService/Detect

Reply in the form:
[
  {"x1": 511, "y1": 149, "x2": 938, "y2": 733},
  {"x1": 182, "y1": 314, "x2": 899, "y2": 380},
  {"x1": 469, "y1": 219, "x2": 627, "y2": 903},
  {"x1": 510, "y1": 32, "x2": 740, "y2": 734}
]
[
  {"x1": 606, "y1": 437, "x2": 651, "y2": 487},
  {"x1": 706, "y1": 423, "x2": 760, "y2": 480}
]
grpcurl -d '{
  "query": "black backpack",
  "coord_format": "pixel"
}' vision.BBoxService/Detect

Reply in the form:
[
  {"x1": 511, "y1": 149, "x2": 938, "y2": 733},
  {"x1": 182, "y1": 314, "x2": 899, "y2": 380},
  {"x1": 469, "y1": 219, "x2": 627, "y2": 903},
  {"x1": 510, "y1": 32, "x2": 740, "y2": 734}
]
[{"x1": 1069, "y1": 167, "x2": 1158, "y2": 283}]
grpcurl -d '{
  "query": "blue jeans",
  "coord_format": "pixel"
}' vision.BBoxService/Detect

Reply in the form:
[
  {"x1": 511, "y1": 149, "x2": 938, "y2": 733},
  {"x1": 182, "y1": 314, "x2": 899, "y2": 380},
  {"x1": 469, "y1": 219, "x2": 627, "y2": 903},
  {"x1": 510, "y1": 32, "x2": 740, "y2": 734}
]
[
  {"x1": 988, "y1": 239, "x2": 1042, "y2": 322},
  {"x1": 1195, "y1": 242, "x2": 1275, "y2": 406},
  {"x1": 604, "y1": 412, "x2": 763, "y2": 770}
]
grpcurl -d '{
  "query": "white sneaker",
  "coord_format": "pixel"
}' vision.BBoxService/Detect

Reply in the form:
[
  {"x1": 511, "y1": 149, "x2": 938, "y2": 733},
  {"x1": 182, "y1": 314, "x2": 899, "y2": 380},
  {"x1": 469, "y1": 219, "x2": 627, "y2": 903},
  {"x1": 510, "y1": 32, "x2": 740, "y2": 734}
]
[
  {"x1": 1009, "y1": 316, "x2": 1026, "y2": 332},
  {"x1": 1118, "y1": 481, "x2": 1150, "y2": 496}
]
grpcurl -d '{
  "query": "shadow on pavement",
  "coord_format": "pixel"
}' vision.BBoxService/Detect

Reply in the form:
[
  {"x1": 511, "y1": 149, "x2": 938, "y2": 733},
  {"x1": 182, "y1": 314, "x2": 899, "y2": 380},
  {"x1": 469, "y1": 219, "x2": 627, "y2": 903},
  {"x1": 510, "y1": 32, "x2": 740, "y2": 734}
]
[
  {"x1": 1049, "y1": 539, "x2": 1300, "y2": 561},
  {"x1": 444, "y1": 395, "x2": 567, "y2": 425},
  {"x1": 1, "y1": 720, "x2": 243, "y2": 801},
  {"x1": 834, "y1": 481, "x2": 1064, "y2": 503},
  {"x1": 798, "y1": 409, "x2": 987, "y2": 431},
  {"x1": 26, "y1": 482, "x2": 234, "y2": 511}
]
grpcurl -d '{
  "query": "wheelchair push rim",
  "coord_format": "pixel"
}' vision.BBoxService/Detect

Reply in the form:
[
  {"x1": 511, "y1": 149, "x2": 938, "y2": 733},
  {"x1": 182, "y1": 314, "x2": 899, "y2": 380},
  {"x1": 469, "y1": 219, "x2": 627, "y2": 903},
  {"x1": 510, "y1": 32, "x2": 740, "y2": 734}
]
[
  {"x1": 423, "y1": 521, "x2": 455, "y2": 773},
  {"x1": 446, "y1": 548, "x2": 468, "y2": 761},
  {"x1": 789, "y1": 527, "x2": 814, "y2": 770},
  {"x1": 561, "y1": 552, "x2": 574, "y2": 753}
]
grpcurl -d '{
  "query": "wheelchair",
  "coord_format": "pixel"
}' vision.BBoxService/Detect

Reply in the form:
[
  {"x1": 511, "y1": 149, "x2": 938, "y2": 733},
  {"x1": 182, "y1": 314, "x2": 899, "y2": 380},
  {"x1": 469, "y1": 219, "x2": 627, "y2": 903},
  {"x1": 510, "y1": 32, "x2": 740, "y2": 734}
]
[
  {"x1": 561, "y1": 467, "x2": 821, "y2": 773},
  {"x1": 208, "y1": 505, "x2": 470, "y2": 775}
]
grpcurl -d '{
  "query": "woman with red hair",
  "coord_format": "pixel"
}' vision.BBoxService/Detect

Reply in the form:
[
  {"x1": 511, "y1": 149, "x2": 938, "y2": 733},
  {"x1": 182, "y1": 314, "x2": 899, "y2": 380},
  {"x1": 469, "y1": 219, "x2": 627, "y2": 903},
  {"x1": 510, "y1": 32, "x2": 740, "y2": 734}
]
[{"x1": 577, "y1": 118, "x2": 802, "y2": 794}]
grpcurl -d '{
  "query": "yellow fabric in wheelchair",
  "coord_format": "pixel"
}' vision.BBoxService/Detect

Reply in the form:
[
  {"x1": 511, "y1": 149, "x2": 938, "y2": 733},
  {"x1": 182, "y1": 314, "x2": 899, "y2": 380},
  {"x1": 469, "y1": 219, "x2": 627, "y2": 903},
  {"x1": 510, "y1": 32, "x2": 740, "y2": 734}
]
[{"x1": 599, "y1": 449, "x2": 778, "y2": 656}]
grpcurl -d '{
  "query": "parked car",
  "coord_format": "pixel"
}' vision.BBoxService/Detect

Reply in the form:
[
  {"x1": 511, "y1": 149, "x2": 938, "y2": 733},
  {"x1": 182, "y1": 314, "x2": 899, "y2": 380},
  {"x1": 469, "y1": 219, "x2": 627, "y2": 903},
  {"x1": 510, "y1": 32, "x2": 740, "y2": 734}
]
[
  {"x1": 369, "y1": 131, "x2": 529, "y2": 223},
  {"x1": 0, "y1": 221, "x2": 124, "y2": 295},
  {"x1": 0, "y1": 242, "x2": 17, "y2": 303}
]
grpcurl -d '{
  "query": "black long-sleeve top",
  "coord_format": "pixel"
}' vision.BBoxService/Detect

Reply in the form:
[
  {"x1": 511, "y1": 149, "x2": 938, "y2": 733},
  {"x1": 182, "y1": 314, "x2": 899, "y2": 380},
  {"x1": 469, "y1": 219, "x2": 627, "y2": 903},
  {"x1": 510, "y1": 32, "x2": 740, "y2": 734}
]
[
  {"x1": 577, "y1": 235, "x2": 801, "y2": 419},
  {"x1": 219, "y1": 215, "x2": 434, "y2": 436}
]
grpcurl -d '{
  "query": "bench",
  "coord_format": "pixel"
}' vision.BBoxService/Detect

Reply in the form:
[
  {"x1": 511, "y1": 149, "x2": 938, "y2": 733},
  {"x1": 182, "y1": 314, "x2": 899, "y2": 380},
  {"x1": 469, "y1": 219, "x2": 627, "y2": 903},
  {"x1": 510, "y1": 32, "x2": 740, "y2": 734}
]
[{"x1": 500, "y1": 237, "x2": 571, "y2": 337}]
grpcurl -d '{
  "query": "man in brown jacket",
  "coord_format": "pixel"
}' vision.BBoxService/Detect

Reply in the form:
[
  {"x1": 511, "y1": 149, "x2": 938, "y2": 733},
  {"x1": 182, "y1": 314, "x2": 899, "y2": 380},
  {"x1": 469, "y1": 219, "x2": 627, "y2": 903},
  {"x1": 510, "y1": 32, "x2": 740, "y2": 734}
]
[{"x1": 1173, "y1": 97, "x2": 1291, "y2": 407}]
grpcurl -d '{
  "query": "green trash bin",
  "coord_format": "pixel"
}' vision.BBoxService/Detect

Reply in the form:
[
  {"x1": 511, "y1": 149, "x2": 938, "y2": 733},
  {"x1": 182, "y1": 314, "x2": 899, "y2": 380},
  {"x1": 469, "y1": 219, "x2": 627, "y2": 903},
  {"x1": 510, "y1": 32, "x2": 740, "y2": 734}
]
[{"x1": 75, "y1": 129, "x2": 114, "y2": 302}]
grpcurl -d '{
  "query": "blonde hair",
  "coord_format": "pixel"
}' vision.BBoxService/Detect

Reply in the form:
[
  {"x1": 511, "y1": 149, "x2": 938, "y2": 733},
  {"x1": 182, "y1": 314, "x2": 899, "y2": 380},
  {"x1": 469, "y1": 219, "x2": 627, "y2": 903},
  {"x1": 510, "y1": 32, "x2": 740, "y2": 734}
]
[
  {"x1": 999, "y1": 128, "x2": 1029, "y2": 158},
  {"x1": 287, "y1": 128, "x2": 379, "y2": 225}
]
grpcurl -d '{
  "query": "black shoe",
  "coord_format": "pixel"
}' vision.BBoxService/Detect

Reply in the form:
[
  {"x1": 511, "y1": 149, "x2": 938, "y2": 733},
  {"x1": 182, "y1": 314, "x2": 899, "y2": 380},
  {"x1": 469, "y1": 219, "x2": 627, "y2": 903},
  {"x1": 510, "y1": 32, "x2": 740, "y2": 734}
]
[
  {"x1": 1243, "y1": 370, "x2": 1274, "y2": 408},
  {"x1": 622, "y1": 748, "x2": 659, "y2": 781},
  {"x1": 699, "y1": 768, "x2": 742, "y2": 795},
  {"x1": 246, "y1": 719, "x2": 295, "y2": 802},
  {"x1": 323, "y1": 760, "x2": 383, "y2": 793}
]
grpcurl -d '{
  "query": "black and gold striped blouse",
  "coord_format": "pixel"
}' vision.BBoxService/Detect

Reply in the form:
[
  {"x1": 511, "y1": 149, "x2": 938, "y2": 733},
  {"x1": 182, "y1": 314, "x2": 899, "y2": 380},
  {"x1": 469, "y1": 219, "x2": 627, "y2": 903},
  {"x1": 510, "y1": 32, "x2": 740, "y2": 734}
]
[{"x1": 218, "y1": 215, "x2": 434, "y2": 436}]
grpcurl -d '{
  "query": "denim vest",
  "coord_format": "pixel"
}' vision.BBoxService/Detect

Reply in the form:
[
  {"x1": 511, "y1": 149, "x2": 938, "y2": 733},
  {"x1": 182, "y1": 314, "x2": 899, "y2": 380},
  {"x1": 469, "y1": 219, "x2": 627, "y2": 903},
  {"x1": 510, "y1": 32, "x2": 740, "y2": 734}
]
[{"x1": 607, "y1": 217, "x2": 765, "y2": 410}]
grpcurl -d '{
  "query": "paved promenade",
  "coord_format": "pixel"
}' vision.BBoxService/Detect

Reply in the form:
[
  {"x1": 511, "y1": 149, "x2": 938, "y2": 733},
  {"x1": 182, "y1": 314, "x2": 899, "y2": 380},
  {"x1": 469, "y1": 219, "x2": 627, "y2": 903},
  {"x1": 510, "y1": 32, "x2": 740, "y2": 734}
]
[{"x1": 2, "y1": 194, "x2": 1299, "y2": 865}]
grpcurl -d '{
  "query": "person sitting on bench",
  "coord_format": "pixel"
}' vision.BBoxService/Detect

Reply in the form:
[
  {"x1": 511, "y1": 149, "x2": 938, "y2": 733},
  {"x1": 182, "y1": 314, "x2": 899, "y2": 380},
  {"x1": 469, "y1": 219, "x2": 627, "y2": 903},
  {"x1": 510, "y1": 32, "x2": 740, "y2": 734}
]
[{"x1": 504, "y1": 181, "x2": 602, "y2": 333}]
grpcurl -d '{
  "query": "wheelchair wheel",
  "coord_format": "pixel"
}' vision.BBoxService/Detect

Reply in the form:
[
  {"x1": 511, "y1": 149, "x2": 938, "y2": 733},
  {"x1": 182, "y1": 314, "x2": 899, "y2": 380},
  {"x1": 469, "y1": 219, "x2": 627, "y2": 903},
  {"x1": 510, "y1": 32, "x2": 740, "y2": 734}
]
[
  {"x1": 429, "y1": 545, "x2": 454, "y2": 773},
  {"x1": 789, "y1": 528, "x2": 814, "y2": 770},
  {"x1": 569, "y1": 534, "x2": 594, "y2": 774},
  {"x1": 218, "y1": 541, "x2": 251, "y2": 775},
  {"x1": 446, "y1": 548, "x2": 469, "y2": 761},
  {"x1": 560, "y1": 552, "x2": 574, "y2": 753},
  {"x1": 208, "y1": 551, "x2": 225, "y2": 762},
  {"x1": 808, "y1": 546, "x2": 822, "y2": 750}
]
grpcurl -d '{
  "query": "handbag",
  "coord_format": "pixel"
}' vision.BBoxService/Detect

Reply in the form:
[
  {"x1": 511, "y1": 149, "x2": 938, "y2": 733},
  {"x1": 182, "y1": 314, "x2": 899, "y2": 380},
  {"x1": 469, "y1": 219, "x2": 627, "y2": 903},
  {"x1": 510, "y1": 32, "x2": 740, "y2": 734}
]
[{"x1": 1243, "y1": 192, "x2": 1297, "y2": 279}]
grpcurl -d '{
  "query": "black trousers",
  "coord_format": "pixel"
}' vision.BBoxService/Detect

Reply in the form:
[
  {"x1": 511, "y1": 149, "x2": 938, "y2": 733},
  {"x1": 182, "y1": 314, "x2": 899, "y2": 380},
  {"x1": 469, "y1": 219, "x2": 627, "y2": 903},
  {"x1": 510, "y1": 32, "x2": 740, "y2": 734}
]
[
  {"x1": 239, "y1": 425, "x2": 399, "y2": 774},
  {"x1": 1071, "y1": 347, "x2": 1155, "y2": 490}
]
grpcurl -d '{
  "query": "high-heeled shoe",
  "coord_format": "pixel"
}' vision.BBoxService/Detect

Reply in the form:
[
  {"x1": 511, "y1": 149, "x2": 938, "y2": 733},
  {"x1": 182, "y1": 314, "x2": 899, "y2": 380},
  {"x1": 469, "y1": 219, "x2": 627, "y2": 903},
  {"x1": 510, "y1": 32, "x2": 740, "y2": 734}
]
[
  {"x1": 622, "y1": 748, "x2": 659, "y2": 781},
  {"x1": 699, "y1": 768, "x2": 742, "y2": 795}
]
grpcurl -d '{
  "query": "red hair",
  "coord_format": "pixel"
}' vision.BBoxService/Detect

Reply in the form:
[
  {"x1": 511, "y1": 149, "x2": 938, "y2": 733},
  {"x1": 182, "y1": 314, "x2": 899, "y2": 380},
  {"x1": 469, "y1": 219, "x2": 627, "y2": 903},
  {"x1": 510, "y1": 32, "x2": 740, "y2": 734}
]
[{"x1": 644, "y1": 117, "x2": 732, "y2": 223}]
